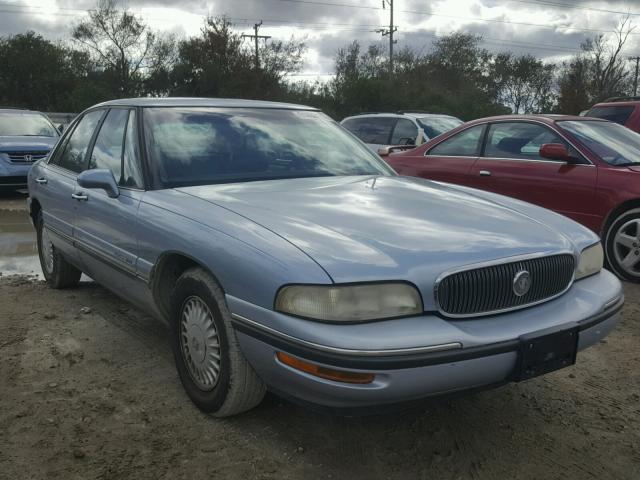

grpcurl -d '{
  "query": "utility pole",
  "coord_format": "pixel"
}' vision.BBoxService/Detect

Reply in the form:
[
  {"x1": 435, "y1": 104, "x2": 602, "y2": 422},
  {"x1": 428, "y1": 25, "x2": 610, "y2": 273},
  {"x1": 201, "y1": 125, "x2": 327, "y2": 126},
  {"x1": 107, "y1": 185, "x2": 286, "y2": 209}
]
[
  {"x1": 375, "y1": 0, "x2": 397, "y2": 73},
  {"x1": 629, "y1": 56, "x2": 640, "y2": 96},
  {"x1": 242, "y1": 21, "x2": 271, "y2": 70}
]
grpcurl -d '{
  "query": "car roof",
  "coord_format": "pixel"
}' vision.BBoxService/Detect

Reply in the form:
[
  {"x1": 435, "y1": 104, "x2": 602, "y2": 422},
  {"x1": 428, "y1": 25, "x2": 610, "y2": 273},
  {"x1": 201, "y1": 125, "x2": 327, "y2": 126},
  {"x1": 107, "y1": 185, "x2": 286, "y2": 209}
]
[
  {"x1": 342, "y1": 112, "x2": 458, "y2": 121},
  {"x1": 0, "y1": 108, "x2": 43, "y2": 114},
  {"x1": 591, "y1": 101, "x2": 640, "y2": 107},
  {"x1": 466, "y1": 114, "x2": 606, "y2": 125},
  {"x1": 92, "y1": 97, "x2": 319, "y2": 111}
]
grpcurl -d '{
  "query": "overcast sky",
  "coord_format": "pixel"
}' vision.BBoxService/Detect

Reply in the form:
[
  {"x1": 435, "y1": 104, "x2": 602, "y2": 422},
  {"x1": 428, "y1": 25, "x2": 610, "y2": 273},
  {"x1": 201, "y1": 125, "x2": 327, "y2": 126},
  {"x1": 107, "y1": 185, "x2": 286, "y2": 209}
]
[{"x1": 1, "y1": 0, "x2": 640, "y2": 80}]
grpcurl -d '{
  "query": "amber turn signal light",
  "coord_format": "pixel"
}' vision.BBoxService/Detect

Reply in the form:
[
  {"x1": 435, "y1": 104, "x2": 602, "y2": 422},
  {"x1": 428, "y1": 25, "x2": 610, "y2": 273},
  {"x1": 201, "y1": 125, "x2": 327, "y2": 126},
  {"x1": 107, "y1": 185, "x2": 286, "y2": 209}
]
[{"x1": 276, "y1": 352, "x2": 375, "y2": 384}]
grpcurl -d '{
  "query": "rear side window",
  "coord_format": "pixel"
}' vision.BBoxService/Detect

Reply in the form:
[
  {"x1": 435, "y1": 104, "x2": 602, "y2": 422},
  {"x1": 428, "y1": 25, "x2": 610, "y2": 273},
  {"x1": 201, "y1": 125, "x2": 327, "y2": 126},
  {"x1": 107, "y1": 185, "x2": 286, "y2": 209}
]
[
  {"x1": 342, "y1": 117, "x2": 396, "y2": 144},
  {"x1": 390, "y1": 119, "x2": 418, "y2": 145},
  {"x1": 50, "y1": 110, "x2": 104, "y2": 173},
  {"x1": 586, "y1": 106, "x2": 635, "y2": 125},
  {"x1": 428, "y1": 124, "x2": 484, "y2": 157}
]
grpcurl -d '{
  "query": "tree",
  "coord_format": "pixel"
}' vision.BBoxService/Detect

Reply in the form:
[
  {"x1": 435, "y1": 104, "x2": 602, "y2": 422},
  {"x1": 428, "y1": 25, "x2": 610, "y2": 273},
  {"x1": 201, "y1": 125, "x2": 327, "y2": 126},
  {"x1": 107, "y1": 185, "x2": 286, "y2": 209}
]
[
  {"x1": 556, "y1": 17, "x2": 634, "y2": 113},
  {"x1": 168, "y1": 16, "x2": 305, "y2": 99},
  {"x1": 72, "y1": 0, "x2": 172, "y2": 96},
  {"x1": 493, "y1": 53, "x2": 556, "y2": 113},
  {"x1": 0, "y1": 31, "x2": 108, "y2": 111}
]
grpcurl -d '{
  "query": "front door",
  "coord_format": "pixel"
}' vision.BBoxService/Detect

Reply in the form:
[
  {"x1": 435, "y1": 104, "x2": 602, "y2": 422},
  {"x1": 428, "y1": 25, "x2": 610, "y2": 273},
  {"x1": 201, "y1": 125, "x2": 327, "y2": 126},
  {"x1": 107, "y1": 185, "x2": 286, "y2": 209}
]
[
  {"x1": 73, "y1": 108, "x2": 147, "y2": 298},
  {"x1": 470, "y1": 121, "x2": 598, "y2": 230}
]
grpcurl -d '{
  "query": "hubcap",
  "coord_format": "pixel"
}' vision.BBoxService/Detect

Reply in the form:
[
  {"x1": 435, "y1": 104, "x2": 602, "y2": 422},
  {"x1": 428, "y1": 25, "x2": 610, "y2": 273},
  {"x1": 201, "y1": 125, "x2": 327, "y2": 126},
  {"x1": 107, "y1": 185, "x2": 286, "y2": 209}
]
[
  {"x1": 41, "y1": 227, "x2": 54, "y2": 274},
  {"x1": 179, "y1": 296, "x2": 221, "y2": 391},
  {"x1": 613, "y1": 219, "x2": 640, "y2": 277}
]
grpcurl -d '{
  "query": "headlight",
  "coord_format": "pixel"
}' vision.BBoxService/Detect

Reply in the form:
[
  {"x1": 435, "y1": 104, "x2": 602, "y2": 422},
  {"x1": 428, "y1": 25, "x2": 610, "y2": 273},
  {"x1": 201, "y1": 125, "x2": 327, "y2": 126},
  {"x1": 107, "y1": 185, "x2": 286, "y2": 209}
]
[
  {"x1": 275, "y1": 283, "x2": 423, "y2": 322},
  {"x1": 575, "y1": 242, "x2": 603, "y2": 280}
]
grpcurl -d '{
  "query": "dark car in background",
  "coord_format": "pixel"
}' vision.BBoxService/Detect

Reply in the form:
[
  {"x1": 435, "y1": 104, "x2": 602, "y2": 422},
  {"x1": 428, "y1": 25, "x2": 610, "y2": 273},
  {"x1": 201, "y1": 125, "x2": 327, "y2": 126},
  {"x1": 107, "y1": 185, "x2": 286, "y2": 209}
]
[
  {"x1": 384, "y1": 114, "x2": 640, "y2": 282},
  {"x1": 585, "y1": 97, "x2": 640, "y2": 133},
  {"x1": 0, "y1": 109, "x2": 59, "y2": 191}
]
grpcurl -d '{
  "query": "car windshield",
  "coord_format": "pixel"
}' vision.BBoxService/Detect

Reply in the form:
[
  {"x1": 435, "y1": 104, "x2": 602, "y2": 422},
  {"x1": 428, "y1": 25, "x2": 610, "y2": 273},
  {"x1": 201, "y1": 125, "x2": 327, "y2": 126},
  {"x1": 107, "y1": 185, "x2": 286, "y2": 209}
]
[
  {"x1": 417, "y1": 116, "x2": 463, "y2": 138},
  {"x1": 558, "y1": 120, "x2": 640, "y2": 166},
  {"x1": 0, "y1": 111, "x2": 58, "y2": 137},
  {"x1": 144, "y1": 107, "x2": 394, "y2": 187}
]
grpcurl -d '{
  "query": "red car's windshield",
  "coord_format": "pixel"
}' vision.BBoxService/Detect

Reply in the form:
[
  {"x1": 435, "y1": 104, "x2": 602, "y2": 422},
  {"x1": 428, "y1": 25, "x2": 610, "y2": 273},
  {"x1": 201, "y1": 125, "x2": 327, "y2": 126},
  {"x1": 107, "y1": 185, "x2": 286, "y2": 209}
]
[{"x1": 558, "y1": 120, "x2": 640, "y2": 166}]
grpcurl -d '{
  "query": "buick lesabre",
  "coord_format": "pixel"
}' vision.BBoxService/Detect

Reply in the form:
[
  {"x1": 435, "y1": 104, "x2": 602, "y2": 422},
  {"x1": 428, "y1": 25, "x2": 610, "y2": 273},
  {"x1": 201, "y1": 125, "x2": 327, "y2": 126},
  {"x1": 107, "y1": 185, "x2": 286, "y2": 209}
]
[{"x1": 27, "y1": 98, "x2": 623, "y2": 416}]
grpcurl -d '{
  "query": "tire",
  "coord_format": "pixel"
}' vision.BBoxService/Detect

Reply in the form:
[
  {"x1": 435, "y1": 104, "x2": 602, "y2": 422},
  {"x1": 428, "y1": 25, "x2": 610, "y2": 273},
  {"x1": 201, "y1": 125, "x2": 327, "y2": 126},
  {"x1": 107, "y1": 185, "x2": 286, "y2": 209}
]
[
  {"x1": 169, "y1": 267, "x2": 266, "y2": 417},
  {"x1": 36, "y1": 211, "x2": 82, "y2": 289},
  {"x1": 604, "y1": 207, "x2": 640, "y2": 283}
]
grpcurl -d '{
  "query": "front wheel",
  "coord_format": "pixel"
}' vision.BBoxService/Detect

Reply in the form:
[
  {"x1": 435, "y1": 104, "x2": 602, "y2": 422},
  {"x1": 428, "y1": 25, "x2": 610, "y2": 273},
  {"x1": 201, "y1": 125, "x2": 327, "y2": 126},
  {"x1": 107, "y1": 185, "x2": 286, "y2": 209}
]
[
  {"x1": 605, "y1": 208, "x2": 640, "y2": 282},
  {"x1": 36, "y1": 211, "x2": 81, "y2": 288},
  {"x1": 169, "y1": 267, "x2": 266, "y2": 417}
]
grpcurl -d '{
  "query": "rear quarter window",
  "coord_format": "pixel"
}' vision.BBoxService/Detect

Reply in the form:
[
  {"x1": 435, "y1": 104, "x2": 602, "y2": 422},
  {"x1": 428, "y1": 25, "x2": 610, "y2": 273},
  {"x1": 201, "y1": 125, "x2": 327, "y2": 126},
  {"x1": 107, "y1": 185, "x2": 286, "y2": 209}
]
[{"x1": 586, "y1": 106, "x2": 635, "y2": 125}]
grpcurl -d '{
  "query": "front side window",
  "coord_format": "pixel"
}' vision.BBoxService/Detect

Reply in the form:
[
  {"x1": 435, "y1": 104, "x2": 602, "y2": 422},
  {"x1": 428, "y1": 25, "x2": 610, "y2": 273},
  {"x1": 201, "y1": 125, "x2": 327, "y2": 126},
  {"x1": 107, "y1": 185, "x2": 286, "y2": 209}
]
[
  {"x1": 51, "y1": 110, "x2": 104, "y2": 173},
  {"x1": 484, "y1": 122, "x2": 567, "y2": 161},
  {"x1": 428, "y1": 124, "x2": 484, "y2": 157},
  {"x1": 0, "y1": 111, "x2": 58, "y2": 137},
  {"x1": 122, "y1": 110, "x2": 144, "y2": 188},
  {"x1": 144, "y1": 108, "x2": 394, "y2": 188},
  {"x1": 90, "y1": 109, "x2": 128, "y2": 180},
  {"x1": 341, "y1": 117, "x2": 397, "y2": 144},
  {"x1": 559, "y1": 120, "x2": 640, "y2": 166},
  {"x1": 390, "y1": 119, "x2": 419, "y2": 145},
  {"x1": 585, "y1": 106, "x2": 634, "y2": 126}
]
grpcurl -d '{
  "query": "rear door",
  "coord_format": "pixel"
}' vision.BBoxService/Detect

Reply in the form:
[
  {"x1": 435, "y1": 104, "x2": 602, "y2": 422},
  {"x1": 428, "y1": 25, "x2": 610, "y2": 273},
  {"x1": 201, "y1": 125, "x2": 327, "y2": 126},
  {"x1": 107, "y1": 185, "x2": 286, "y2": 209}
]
[
  {"x1": 389, "y1": 123, "x2": 485, "y2": 187},
  {"x1": 37, "y1": 109, "x2": 105, "y2": 260},
  {"x1": 471, "y1": 121, "x2": 598, "y2": 229},
  {"x1": 73, "y1": 108, "x2": 146, "y2": 289}
]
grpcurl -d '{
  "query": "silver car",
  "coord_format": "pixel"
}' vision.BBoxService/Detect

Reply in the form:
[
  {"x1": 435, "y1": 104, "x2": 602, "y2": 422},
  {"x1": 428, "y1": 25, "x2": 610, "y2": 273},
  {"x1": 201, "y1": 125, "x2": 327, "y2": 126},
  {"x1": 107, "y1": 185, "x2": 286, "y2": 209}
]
[{"x1": 28, "y1": 98, "x2": 622, "y2": 416}]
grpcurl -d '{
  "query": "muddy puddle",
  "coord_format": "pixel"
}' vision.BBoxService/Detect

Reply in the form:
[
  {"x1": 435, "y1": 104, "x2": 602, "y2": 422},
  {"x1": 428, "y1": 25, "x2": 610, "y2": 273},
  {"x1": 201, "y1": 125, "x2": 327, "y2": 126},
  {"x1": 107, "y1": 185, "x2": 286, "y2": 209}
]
[{"x1": 0, "y1": 199, "x2": 41, "y2": 277}]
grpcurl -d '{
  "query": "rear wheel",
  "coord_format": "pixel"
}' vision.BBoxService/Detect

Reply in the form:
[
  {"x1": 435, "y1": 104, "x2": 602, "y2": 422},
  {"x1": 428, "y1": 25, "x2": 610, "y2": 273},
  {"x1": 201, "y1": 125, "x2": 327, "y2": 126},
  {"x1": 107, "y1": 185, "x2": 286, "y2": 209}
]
[
  {"x1": 36, "y1": 211, "x2": 81, "y2": 288},
  {"x1": 169, "y1": 267, "x2": 266, "y2": 417},
  {"x1": 605, "y1": 208, "x2": 640, "y2": 282}
]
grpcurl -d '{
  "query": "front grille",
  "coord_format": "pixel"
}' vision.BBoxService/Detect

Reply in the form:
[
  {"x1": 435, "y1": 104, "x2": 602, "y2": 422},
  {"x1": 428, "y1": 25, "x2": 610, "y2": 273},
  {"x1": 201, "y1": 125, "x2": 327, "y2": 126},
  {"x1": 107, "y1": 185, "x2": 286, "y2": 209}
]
[
  {"x1": 5, "y1": 151, "x2": 49, "y2": 164},
  {"x1": 436, "y1": 254, "x2": 575, "y2": 317}
]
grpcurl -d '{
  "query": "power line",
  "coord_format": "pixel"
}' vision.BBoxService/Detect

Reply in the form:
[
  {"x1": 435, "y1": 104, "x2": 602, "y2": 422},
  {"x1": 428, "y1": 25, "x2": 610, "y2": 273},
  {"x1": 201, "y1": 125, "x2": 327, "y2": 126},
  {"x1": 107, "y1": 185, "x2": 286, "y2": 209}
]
[
  {"x1": 508, "y1": 0, "x2": 640, "y2": 16},
  {"x1": 276, "y1": 0, "x2": 640, "y2": 35}
]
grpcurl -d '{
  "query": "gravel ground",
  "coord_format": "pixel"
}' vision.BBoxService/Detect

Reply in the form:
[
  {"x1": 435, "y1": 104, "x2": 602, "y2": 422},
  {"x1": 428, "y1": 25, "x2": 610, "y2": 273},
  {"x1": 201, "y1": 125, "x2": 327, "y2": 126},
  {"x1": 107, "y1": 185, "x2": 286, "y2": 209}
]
[{"x1": 1, "y1": 196, "x2": 639, "y2": 480}]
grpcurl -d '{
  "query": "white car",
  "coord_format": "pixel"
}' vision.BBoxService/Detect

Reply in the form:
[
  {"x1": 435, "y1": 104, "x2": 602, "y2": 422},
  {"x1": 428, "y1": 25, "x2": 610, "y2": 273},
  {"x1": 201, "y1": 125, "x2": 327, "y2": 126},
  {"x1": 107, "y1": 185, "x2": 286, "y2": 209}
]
[{"x1": 340, "y1": 112, "x2": 463, "y2": 152}]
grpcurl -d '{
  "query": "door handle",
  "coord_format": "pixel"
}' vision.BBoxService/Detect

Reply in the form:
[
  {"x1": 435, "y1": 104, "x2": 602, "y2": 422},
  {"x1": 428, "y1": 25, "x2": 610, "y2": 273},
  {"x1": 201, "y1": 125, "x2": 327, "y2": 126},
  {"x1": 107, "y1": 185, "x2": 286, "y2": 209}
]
[
  {"x1": 71, "y1": 193, "x2": 88, "y2": 201},
  {"x1": 479, "y1": 170, "x2": 491, "y2": 177},
  {"x1": 35, "y1": 177, "x2": 48, "y2": 184}
]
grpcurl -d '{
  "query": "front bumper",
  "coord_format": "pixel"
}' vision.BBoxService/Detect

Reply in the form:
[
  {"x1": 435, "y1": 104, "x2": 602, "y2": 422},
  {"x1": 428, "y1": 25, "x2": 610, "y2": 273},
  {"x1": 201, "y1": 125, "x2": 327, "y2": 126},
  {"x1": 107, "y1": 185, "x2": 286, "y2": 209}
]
[
  {"x1": 0, "y1": 160, "x2": 31, "y2": 188},
  {"x1": 230, "y1": 270, "x2": 623, "y2": 411}
]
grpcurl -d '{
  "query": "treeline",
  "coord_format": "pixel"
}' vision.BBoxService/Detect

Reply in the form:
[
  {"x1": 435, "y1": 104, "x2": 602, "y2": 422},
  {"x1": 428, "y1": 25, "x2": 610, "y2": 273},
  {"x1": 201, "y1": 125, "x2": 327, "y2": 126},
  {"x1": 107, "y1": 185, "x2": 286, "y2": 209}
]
[{"x1": 0, "y1": 0, "x2": 634, "y2": 119}]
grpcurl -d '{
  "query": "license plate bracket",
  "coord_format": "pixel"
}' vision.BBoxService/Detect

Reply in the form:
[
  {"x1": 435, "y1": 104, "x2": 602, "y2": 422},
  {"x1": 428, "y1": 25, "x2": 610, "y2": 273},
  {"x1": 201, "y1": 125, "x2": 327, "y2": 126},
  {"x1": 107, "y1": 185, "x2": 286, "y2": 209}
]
[{"x1": 515, "y1": 325, "x2": 579, "y2": 381}]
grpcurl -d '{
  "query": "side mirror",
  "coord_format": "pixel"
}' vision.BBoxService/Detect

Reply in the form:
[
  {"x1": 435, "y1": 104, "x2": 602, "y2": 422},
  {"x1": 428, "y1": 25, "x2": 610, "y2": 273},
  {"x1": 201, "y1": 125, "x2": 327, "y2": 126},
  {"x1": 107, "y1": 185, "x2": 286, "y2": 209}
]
[
  {"x1": 377, "y1": 145, "x2": 417, "y2": 157},
  {"x1": 57, "y1": 124, "x2": 65, "y2": 133},
  {"x1": 77, "y1": 169, "x2": 120, "y2": 198},
  {"x1": 539, "y1": 143, "x2": 575, "y2": 162}
]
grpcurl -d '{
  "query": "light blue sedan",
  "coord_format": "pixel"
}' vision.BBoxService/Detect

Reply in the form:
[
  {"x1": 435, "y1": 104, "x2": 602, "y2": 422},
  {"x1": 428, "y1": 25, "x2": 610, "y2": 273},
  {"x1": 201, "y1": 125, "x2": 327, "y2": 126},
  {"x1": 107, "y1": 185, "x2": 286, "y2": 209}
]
[{"x1": 27, "y1": 98, "x2": 623, "y2": 416}]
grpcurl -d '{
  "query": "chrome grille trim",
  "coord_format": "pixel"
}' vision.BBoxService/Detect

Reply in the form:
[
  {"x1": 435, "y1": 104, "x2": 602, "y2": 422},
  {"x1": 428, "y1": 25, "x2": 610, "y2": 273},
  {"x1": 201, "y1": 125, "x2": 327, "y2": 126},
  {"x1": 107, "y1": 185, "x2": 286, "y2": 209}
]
[
  {"x1": 5, "y1": 151, "x2": 49, "y2": 164},
  {"x1": 434, "y1": 251, "x2": 576, "y2": 318}
]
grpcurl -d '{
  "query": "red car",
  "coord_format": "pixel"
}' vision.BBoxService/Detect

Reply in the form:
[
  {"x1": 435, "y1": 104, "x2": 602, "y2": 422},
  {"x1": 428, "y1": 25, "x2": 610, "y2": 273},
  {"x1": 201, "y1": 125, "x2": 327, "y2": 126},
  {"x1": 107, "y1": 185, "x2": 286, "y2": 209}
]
[
  {"x1": 383, "y1": 114, "x2": 640, "y2": 282},
  {"x1": 585, "y1": 97, "x2": 640, "y2": 133}
]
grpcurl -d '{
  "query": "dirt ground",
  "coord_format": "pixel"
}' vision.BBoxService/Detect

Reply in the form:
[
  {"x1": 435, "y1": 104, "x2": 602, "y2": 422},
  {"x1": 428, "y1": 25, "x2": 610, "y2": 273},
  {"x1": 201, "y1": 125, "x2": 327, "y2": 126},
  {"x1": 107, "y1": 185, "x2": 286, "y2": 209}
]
[{"x1": 1, "y1": 194, "x2": 639, "y2": 480}]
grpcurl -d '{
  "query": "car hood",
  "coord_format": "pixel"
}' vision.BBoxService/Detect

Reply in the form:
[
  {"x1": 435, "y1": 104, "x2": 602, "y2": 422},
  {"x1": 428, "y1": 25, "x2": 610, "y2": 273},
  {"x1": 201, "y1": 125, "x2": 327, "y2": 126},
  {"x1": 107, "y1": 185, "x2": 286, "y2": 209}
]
[
  {"x1": 176, "y1": 176, "x2": 596, "y2": 302},
  {"x1": 0, "y1": 136, "x2": 57, "y2": 151}
]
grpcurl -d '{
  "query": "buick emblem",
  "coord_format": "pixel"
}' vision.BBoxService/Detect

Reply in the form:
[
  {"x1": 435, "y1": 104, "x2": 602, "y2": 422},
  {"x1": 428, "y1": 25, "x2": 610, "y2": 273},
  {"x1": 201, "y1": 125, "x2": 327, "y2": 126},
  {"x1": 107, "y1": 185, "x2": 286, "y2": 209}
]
[
  {"x1": 513, "y1": 270, "x2": 531, "y2": 297},
  {"x1": 24, "y1": 154, "x2": 33, "y2": 162}
]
